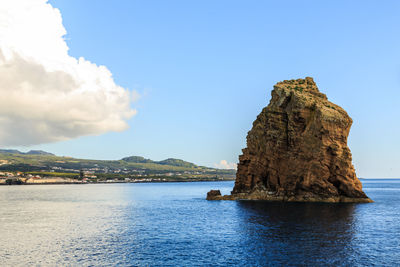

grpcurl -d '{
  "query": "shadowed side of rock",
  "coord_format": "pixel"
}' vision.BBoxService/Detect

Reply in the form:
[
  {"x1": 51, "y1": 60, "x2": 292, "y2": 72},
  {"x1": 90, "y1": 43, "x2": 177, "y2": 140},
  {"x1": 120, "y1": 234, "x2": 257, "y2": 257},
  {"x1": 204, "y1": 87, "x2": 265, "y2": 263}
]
[{"x1": 207, "y1": 77, "x2": 372, "y2": 203}]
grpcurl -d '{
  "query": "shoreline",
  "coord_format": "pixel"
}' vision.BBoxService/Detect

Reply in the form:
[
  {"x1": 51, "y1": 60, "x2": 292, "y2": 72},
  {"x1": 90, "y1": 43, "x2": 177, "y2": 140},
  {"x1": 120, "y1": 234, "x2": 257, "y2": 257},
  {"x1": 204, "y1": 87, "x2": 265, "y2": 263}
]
[{"x1": 0, "y1": 179, "x2": 235, "y2": 186}]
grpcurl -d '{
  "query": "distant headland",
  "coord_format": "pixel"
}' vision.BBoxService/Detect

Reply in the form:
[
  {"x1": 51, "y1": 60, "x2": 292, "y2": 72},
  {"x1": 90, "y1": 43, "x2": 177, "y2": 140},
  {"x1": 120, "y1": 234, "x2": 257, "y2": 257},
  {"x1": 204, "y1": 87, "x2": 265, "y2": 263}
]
[{"x1": 208, "y1": 77, "x2": 372, "y2": 203}]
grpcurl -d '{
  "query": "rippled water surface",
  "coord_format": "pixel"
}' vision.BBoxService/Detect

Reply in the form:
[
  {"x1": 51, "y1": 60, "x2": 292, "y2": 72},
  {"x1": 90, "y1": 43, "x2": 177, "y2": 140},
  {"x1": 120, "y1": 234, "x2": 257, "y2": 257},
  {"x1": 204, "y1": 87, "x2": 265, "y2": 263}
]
[{"x1": 1, "y1": 180, "x2": 399, "y2": 266}]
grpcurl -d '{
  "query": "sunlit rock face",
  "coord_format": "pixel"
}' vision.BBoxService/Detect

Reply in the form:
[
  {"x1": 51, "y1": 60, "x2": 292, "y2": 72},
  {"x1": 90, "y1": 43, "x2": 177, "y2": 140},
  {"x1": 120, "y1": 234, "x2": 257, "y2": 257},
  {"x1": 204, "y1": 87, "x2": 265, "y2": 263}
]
[{"x1": 209, "y1": 77, "x2": 372, "y2": 203}]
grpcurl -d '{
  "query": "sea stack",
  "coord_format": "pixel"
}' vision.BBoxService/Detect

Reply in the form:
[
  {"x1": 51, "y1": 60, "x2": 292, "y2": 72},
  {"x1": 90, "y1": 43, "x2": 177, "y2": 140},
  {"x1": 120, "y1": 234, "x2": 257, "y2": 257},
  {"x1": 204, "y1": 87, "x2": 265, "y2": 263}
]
[{"x1": 208, "y1": 77, "x2": 372, "y2": 203}]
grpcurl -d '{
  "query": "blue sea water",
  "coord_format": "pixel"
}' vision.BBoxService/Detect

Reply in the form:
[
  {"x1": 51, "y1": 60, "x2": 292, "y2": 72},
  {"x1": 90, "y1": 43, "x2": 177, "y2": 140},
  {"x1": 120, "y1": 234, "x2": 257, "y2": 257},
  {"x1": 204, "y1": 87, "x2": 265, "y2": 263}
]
[{"x1": 0, "y1": 179, "x2": 399, "y2": 266}]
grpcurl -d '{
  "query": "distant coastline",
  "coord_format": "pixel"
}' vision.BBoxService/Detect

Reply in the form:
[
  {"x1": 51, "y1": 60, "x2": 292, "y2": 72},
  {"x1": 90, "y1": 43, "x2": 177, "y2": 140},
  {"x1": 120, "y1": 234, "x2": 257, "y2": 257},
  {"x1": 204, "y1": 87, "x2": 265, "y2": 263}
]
[
  {"x1": 0, "y1": 173, "x2": 234, "y2": 186},
  {"x1": 0, "y1": 149, "x2": 236, "y2": 185}
]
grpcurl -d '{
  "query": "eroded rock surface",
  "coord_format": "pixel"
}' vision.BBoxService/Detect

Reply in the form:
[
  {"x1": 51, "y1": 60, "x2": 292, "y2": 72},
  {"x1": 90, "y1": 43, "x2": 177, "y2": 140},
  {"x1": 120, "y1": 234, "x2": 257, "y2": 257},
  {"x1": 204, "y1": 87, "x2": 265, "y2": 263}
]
[{"x1": 208, "y1": 77, "x2": 372, "y2": 203}]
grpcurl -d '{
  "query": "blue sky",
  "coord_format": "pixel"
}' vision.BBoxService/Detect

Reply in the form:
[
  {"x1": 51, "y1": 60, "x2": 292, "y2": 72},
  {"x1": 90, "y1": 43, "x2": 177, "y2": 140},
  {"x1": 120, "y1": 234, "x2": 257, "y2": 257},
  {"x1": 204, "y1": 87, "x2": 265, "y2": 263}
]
[{"x1": 12, "y1": 0, "x2": 400, "y2": 177}]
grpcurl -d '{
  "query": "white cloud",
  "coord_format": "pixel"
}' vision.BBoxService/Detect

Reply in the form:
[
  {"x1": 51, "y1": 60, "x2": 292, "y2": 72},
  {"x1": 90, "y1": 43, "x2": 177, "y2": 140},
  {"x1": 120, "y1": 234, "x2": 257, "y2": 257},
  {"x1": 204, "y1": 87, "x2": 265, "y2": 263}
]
[
  {"x1": 0, "y1": 0, "x2": 136, "y2": 146},
  {"x1": 214, "y1": 160, "x2": 237, "y2": 170},
  {"x1": 131, "y1": 90, "x2": 141, "y2": 103}
]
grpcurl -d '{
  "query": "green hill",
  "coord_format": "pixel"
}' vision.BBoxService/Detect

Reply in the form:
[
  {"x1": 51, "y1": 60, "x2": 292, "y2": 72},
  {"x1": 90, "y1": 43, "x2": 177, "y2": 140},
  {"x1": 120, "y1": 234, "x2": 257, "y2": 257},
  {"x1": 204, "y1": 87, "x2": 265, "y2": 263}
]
[
  {"x1": 0, "y1": 150, "x2": 236, "y2": 180},
  {"x1": 121, "y1": 156, "x2": 154, "y2": 164},
  {"x1": 156, "y1": 158, "x2": 197, "y2": 168}
]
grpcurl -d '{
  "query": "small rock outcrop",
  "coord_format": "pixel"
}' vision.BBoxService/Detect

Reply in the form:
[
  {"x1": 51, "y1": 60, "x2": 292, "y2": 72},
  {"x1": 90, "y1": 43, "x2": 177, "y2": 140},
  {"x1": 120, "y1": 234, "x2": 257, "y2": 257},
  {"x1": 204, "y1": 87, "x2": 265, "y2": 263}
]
[
  {"x1": 206, "y1": 190, "x2": 222, "y2": 200},
  {"x1": 208, "y1": 77, "x2": 372, "y2": 203}
]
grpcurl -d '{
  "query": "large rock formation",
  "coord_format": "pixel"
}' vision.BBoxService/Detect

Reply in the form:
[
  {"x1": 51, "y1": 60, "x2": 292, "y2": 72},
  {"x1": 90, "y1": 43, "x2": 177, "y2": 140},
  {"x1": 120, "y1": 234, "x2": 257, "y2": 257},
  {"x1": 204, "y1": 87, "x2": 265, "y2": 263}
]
[{"x1": 208, "y1": 77, "x2": 372, "y2": 203}]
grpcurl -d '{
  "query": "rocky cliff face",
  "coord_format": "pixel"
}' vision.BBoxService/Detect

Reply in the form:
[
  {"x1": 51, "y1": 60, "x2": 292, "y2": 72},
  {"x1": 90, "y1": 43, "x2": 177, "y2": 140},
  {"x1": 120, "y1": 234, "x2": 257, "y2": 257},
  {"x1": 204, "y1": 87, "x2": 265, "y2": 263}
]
[{"x1": 208, "y1": 77, "x2": 372, "y2": 202}]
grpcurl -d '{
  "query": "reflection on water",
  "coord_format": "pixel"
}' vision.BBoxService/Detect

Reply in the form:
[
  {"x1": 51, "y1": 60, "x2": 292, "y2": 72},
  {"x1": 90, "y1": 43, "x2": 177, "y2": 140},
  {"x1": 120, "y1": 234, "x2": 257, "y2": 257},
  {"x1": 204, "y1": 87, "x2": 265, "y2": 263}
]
[
  {"x1": 235, "y1": 201, "x2": 357, "y2": 265},
  {"x1": 0, "y1": 185, "x2": 130, "y2": 266},
  {"x1": 0, "y1": 180, "x2": 399, "y2": 266}
]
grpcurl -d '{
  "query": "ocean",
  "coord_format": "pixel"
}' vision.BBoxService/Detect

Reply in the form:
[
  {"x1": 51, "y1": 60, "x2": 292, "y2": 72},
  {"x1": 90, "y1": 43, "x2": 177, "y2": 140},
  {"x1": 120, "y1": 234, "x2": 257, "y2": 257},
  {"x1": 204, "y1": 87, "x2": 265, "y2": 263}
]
[{"x1": 0, "y1": 179, "x2": 399, "y2": 266}]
